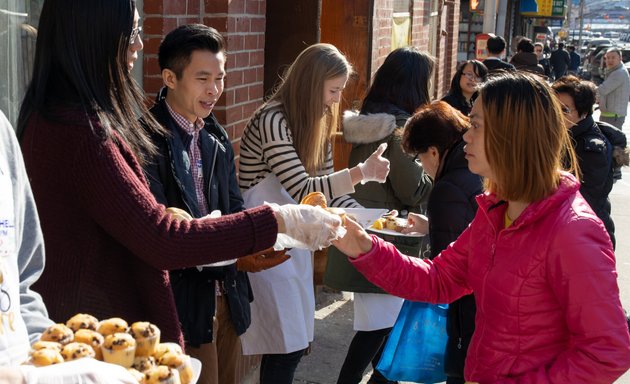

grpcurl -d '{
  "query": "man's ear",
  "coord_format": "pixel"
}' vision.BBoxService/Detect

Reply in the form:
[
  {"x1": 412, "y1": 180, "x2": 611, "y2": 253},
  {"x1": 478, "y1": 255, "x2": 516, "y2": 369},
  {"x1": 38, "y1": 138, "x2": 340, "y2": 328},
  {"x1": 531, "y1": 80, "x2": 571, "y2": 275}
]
[{"x1": 162, "y1": 68, "x2": 177, "y2": 89}]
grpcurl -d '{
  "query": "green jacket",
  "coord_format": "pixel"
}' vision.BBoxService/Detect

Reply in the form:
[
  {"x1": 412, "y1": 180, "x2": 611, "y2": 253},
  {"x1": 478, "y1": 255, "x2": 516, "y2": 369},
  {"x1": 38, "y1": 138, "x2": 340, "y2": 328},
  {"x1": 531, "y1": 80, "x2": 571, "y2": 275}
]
[{"x1": 323, "y1": 109, "x2": 432, "y2": 293}]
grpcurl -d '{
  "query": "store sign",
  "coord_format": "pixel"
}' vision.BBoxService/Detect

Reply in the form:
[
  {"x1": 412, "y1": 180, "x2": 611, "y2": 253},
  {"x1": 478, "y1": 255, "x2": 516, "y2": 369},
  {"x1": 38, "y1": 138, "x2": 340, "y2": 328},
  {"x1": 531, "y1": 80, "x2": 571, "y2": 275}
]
[
  {"x1": 475, "y1": 33, "x2": 492, "y2": 60},
  {"x1": 521, "y1": 0, "x2": 566, "y2": 18}
]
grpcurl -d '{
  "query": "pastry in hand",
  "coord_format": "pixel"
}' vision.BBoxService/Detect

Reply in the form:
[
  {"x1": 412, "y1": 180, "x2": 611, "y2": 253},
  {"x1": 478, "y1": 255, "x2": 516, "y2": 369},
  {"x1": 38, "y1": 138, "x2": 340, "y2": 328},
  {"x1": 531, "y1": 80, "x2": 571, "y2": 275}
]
[
  {"x1": 30, "y1": 348, "x2": 64, "y2": 366},
  {"x1": 129, "y1": 321, "x2": 160, "y2": 356},
  {"x1": 73, "y1": 329, "x2": 104, "y2": 360},
  {"x1": 145, "y1": 365, "x2": 181, "y2": 384},
  {"x1": 300, "y1": 192, "x2": 327, "y2": 208},
  {"x1": 61, "y1": 342, "x2": 96, "y2": 361},
  {"x1": 66, "y1": 313, "x2": 99, "y2": 332},
  {"x1": 97, "y1": 317, "x2": 128, "y2": 336},
  {"x1": 40, "y1": 323, "x2": 73, "y2": 345},
  {"x1": 158, "y1": 352, "x2": 193, "y2": 384},
  {"x1": 102, "y1": 332, "x2": 136, "y2": 368}
]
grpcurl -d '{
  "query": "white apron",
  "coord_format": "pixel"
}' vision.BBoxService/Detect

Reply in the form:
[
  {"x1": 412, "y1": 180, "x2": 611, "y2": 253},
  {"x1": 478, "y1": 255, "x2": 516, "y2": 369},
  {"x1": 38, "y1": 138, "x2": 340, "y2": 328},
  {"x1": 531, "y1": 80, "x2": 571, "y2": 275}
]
[{"x1": 240, "y1": 175, "x2": 314, "y2": 355}]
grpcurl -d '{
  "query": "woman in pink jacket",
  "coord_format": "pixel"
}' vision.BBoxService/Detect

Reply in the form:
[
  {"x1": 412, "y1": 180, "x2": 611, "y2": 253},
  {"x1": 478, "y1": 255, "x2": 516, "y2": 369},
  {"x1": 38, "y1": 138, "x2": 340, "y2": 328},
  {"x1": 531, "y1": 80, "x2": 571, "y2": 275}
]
[{"x1": 334, "y1": 71, "x2": 630, "y2": 383}]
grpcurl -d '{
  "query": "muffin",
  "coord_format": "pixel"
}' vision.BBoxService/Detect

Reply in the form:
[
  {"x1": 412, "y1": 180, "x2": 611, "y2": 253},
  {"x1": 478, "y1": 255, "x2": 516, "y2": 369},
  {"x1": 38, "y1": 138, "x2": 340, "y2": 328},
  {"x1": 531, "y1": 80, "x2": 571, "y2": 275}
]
[
  {"x1": 132, "y1": 355, "x2": 157, "y2": 373},
  {"x1": 102, "y1": 332, "x2": 136, "y2": 368},
  {"x1": 127, "y1": 368, "x2": 146, "y2": 384},
  {"x1": 66, "y1": 313, "x2": 99, "y2": 332},
  {"x1": 152, "y1": 343, "x2": 183, "y2": 361},
  {"x1": 129, "y1": 321, "x2": 160, "y2": 356},
  {"x1": 73, "y1": 328, "x2": 105, "y2": 360},
  {"x1": 40, "y1": 323, "x2": 73, "y2": 345},
  {"x1": 145, "y1": 366, "x2": 181, "y2": 384},
  {"x1": 31, "y1": 341, "x2": 62, "y2": 353},
  {"x1": 61, "y1": 342, "x2": 96, "y2": 361},
  {"x1": 97, "y1": 317, "x2": 128, "y2": 336},
  {"x1": 158, "y1": 352, "x2": 193, "y2": 384},
  {"x1": 30, "y1": 348, "x2": 64, "y2": 366}
]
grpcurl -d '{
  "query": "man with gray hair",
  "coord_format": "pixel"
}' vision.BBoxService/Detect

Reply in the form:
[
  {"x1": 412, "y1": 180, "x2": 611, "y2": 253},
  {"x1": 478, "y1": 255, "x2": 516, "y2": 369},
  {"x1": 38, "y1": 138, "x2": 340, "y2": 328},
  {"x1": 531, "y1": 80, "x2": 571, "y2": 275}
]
[{"x1": 598, "y1": 48, "x2": 630, "y2": 129}]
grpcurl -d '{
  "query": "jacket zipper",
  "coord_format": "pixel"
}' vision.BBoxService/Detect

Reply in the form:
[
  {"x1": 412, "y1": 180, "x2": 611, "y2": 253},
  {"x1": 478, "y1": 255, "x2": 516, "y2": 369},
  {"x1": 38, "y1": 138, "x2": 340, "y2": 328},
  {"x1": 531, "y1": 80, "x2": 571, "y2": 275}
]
[{"x1": 207, "y1": 139, "x2": 219, "y2": 200}]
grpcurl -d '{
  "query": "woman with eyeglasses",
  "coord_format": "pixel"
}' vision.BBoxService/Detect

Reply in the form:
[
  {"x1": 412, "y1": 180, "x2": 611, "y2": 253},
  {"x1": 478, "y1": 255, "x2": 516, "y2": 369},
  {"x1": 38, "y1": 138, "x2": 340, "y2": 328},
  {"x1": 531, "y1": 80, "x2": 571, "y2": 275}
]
[
  {"x1": 441, "y1": 60, "x2": 488, "y2": 116},
  {"x1": 16, "y1": 0, "x2": 341, "y2": 351},
  {"x1": 400, "y1": 101, "x2": 483, "y2": 384},
  {"x1": 552, "y1": 75, "x2": 618, "y2": 248},
  {"x1": 333, "y1": 72, "x2": 630, "y2": 383}
]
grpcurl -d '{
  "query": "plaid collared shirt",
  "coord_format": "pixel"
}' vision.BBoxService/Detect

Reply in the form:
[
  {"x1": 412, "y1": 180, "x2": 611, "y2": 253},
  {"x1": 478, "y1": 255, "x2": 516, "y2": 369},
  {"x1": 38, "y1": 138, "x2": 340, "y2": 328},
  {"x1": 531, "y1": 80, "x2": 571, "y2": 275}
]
[{"x1": 165, "y1": 102, "x2": 209, "y2": 216}]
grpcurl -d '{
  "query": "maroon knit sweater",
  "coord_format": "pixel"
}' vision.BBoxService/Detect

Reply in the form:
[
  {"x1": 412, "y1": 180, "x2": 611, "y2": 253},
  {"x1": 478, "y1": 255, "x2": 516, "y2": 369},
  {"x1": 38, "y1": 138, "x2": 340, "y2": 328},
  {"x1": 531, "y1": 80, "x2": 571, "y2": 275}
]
[{"x1": 20, "y1": 111, "x2": 278, "y2": 346}]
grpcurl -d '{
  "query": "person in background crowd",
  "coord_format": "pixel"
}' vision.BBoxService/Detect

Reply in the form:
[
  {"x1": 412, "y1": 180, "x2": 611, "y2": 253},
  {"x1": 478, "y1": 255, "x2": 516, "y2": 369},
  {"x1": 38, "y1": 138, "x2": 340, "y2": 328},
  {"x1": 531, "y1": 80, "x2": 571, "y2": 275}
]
[
  {"x1": 143, "y1": 24, "x2": 288, "y2": 384},
  {"x1": 0, "y1": 109, "x2": 138, "y2": 383},
  {"x1": 238, "y1": 43, "x2": 390, "y2": 384},
  {"x1": 510, "y1": 38, "x2": 544, "y2": 75},
  {"x1": 597, "y1": 48, "x2": 630, "y2": 129},
  {"x1": 17, "y1": 0, "x2": 340, "y2": 349},
  {"x1": 442, "y1": 60, "x2": 488, "y2": 116},
  {"x1": 552, "y1": 75, "x2": 619, "y2": 248},
  {"x1": 334, "y1": 71, "x2": 630, "y2": 383},
  {"x1": 400, "y1": 101, "x2": 483, "y2": 384},
  {"x1": 567, "y1": 45, "x2": 581, "y2": 75},
  {"x1": 482, "y1": 35, "x2": 515, "y2": 72},
  {"x1": 550, "y1": 42, "x2": 571, "y2": 79},
  {"x1": 338, "y1": 47, "x2": 434, "y2": 384},
  {"x1": 534, "y1": 42, "x2": 553, "y2": 79}
]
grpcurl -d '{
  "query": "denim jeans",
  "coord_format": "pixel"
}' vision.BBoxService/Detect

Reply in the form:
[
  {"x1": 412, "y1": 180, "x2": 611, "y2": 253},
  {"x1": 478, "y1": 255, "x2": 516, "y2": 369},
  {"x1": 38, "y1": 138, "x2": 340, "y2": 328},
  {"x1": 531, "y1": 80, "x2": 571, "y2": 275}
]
[{"x1": 259, "y1": 348, "x2": 306, "y2": 384}]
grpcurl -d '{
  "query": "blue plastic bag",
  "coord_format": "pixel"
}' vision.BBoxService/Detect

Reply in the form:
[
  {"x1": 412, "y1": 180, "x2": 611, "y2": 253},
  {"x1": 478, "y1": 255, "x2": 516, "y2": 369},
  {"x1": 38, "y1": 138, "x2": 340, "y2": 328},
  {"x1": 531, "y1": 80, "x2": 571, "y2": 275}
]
[{"x1": 376, "y1": 300, "x2": 448, "y2": 383}]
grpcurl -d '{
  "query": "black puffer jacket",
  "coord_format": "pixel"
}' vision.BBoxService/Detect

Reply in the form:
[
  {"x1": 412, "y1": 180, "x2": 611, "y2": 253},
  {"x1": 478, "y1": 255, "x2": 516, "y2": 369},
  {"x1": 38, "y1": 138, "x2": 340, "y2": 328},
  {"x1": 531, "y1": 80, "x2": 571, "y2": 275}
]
[
  {"x1": 426, "y1": 140, "x2": 483, "y2": 379},
  {"x1": 571, "y1": 115, "x2": 615, "y2": 248}
]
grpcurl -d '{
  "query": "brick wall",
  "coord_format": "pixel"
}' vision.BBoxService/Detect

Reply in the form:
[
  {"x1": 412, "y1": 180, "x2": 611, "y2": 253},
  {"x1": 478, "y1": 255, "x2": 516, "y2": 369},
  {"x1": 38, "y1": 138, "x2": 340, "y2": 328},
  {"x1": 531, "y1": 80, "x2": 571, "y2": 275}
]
[
  {"x1": 142, "y1": 0, "x2": 266, "y2": 160},
  {"x1": 371, "y1": 0, "x2": 394, "y2": 77}
]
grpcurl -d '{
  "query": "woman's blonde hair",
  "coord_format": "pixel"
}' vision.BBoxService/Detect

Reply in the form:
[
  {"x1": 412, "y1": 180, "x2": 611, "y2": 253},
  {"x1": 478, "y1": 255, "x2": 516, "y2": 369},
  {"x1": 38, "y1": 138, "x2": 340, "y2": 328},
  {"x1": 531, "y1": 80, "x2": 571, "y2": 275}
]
[
  {"x1": 480, "y1": 72, "x2": 579, "y2": 202},
  {"x1": 266, "y1": 43, "x2": 353, "y2": 175}
]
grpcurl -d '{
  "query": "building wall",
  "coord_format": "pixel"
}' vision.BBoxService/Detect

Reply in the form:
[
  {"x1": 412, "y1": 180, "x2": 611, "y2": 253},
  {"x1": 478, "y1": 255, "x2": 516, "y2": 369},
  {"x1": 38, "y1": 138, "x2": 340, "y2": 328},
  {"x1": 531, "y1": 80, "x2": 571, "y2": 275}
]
[{"x1": 143, "y1": 0, "x2": 266, "y2": 160}]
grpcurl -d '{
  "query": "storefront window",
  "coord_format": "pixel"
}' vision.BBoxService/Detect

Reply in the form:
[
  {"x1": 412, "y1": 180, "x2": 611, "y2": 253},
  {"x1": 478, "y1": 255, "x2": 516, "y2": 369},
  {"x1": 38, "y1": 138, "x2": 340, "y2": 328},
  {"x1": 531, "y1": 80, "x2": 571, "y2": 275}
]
[{"x1": 0, "y1": 1, "x2": 42, "y2": 126}]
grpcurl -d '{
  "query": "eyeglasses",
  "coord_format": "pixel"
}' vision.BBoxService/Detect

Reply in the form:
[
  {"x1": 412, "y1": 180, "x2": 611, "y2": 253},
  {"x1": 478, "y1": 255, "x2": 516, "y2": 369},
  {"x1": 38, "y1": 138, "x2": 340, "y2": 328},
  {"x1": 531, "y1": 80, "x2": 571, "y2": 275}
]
[
  {"x1": 130, "y1": 26, "x2": 143, "y2": 44},
  {"x1": 462, "y1": 72, "x2": 482, "y2": 81}
]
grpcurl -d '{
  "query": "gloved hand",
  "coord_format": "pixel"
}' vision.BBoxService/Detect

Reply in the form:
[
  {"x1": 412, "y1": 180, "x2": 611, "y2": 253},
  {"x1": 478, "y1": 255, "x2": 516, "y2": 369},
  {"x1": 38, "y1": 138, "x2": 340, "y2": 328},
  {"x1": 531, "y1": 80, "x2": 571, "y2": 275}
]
[
  {"x1": 19, "y1": 359, "x2": 138, "y2": 383},
  {"x1": 237, "y1": 247, "x2": 290, "y2": 272},
  {"x1": 357, "y1": 143, "x2": 390, "y2": 184},
  {"x1": 269, "y1": 203, "x2": 346, "y2": 251}
]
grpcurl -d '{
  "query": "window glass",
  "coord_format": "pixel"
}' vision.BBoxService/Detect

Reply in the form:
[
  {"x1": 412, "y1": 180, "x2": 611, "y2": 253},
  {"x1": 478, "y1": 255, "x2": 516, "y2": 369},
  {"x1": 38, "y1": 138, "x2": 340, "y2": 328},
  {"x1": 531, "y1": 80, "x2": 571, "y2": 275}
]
[{"x1": 0, "y1": 0, "x2": 43, "y2": 126}]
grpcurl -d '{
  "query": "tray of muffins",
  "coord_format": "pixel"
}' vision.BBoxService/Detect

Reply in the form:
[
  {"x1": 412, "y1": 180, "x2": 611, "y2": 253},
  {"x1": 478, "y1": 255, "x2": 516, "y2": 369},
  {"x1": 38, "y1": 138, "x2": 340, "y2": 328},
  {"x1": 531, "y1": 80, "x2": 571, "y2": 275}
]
[{"x1": 27, "y1": 313, "x2": 200, "y2": 384}]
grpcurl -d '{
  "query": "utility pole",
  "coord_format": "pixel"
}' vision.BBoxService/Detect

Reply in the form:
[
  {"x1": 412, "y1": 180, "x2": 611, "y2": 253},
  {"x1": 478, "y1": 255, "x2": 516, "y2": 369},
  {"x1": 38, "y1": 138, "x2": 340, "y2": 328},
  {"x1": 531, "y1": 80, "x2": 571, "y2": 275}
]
[
  {"x1": 483, "y1": 0, "x2": 497, "y2": 33},
  {"x1": 578, "y1": 0, "x2": 584, "y2": 52},
  {"x1": 566, "y1": 0, "x2": 573, "y2": 31}
]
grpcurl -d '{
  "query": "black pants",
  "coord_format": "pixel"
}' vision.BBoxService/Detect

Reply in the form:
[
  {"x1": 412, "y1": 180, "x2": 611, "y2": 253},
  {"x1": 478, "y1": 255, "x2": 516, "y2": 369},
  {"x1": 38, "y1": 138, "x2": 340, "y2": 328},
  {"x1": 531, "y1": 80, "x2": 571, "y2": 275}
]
[
  {"x1": 260, "y1": 348, "x2": 306, "y2": 384},
  {"x1": 337, "y1": 328, "x2": 396, "y2": 384}
]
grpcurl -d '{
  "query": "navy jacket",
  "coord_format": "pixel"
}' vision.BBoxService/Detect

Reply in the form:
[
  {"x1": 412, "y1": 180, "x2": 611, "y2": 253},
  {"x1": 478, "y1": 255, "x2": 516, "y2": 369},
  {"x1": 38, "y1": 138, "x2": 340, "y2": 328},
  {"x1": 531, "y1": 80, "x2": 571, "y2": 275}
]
[
  {"x1": 144, "y1": 94, "x2": 253, "y2": 347},
  {"x1": 426, "y1": 140, "x2": 483, "y2": 379}
]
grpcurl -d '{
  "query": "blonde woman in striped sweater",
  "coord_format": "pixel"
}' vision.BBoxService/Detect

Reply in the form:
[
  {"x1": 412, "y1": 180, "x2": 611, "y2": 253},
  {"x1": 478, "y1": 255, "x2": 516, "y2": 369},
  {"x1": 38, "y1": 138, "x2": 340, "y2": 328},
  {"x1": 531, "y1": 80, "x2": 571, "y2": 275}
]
[{"x1": 238, "y1": 43, "x2": 390, "y2": 384}]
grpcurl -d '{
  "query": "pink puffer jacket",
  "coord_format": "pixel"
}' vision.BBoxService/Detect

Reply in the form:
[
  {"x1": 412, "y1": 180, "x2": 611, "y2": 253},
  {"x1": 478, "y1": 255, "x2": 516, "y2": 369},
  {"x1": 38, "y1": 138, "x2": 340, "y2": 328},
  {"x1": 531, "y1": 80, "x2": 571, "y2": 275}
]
[{"x1": 351, "y1": 173, "x2": 630, "y2": 383}]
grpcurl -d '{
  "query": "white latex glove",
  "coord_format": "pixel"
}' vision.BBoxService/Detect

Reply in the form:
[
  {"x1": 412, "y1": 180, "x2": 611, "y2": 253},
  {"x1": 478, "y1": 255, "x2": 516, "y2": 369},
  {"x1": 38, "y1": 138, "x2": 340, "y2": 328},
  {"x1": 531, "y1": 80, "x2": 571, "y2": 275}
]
[
  {"x1": 268, "y1": 203, "x2": 346, "y2": 251},
  {"x1": 357, "y1": 143, "x2": 390, "y2": 184},
  {"x1": 20, "y1": 359, "x2": 138, "y2": 384}
]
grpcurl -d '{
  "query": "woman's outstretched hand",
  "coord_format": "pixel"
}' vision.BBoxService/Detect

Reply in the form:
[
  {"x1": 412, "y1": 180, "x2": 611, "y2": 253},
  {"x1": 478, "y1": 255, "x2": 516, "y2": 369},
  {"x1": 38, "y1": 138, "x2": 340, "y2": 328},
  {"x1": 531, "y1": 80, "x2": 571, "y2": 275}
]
[
  {"x1": 271, "y1": 203, "x2": 345, "y2": 251},
  {"x1": 332, "y1": 216, "x2": 373, "y2": 258},
  {"x1": 401, "y1": 212, "x2": 429, "y2": 235}
]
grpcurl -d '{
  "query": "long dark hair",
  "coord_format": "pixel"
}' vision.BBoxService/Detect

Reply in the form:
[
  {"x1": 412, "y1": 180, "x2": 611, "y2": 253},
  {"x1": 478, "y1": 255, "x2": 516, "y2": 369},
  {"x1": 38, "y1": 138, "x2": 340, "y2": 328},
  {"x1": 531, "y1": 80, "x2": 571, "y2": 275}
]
[
  {"x1": 446, "y1": 60, "x2": 488, "y2": 102},
  {"x1": 360, "y1": 47, "x2": 435, "y2": 116},
  {"x1": 17, "y1": 0, "x2": 163, "y2": 166}
]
